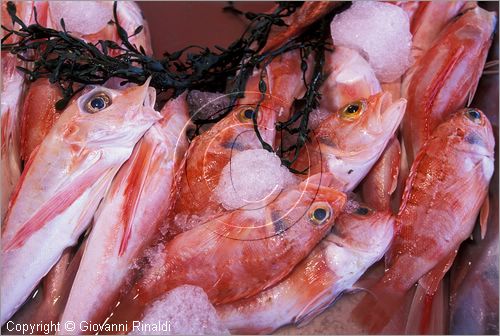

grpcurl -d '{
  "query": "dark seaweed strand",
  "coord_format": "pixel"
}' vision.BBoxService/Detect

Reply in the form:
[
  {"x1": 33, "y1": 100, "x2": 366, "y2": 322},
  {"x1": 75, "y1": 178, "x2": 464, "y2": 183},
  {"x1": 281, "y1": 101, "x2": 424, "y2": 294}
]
[
  {"x1": 1, "y1": 1, "x2": 302, "y2": 111},
  {"x1": 275, "y1": 17, "x2": 330, "y2": 172},
  {"x1": 1, "y1": 1, "x2": 335, "y2": 170}
]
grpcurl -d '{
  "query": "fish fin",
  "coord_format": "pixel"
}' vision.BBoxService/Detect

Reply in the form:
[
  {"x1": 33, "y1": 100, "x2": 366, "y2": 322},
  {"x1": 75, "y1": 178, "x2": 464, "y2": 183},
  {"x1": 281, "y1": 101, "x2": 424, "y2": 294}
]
[
  {"x1": 119, "y1": 141, "x2": 157, "y2": 256},
  {"x1": 405, "y1": 250, "x2": 457, "y2": 334},
  {"x1": 479, "y1": 196, "x2": 490, "y2": 239},
  {"x1": 294, "y1": 289, "x2": 340, "y2": 327},
  {"x1": 351, "y1": 276, "x2": 407, "y2": 334},
  {"x1": 4, "y1": 162, "x2": 106, "y2": 251}
]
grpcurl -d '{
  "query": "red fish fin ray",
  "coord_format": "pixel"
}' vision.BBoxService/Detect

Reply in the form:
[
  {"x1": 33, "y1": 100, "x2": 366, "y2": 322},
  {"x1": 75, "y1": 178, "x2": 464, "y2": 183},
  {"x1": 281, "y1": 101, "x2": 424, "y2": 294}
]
[
  {"x1": 479, "y1": 195, "x2": 490, "y2": 239},
  {"x1": 295, "y1": 288, "x2": 340, "y2": 327},
  {"x1": 405, "y1": 250, "x2": 457, "y2": 334},
  {"x1": 4, "y1": 162, "x2": 106, "y2": 251},
  {"x1": 351, "y1": 277, "x2": 407, "y2": 333},
  {"x1": 119, "y1": 141, "x2": 157, "y2": 256}
]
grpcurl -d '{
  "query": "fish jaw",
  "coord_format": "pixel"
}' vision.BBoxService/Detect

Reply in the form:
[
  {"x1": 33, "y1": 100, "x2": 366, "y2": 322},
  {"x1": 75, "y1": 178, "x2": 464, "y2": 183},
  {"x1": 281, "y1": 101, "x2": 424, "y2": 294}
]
[
  {"x1": 59, "y1": 96, "x2": 190, "y2": 327},
  {"x1": 321, "y1": 46, "x2": 382, "y2": 114}
]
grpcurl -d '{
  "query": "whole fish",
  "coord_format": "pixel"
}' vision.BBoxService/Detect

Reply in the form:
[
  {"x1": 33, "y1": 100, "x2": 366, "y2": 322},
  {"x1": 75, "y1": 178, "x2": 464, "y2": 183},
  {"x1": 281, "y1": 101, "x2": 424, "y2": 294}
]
[
  {"x1": 217, "y1": 203, "x2": 394, "y2": 334},
  {"x1": 172, "y1": 54, "x2": 303, "y2": 233},
  {"x1": 60, "y1": 94, "x2": 190, "y2": 330},
  {"x1": 293, "y1": 92, "x2": 406, "y2": 192},
  {"x1": 401, "y1": 6, "x2": 495, "y2": 165},
  {"x1": 20, "y1": 1, "x2": 152, "y2": 162},
  {"x1": 106, "y1": 174, "x2": 346, "y2": 327},
  {"x1": 353, "y1": 108, "x2": 495, "y2": 333},
  {"x1": 0, "y1": 81, "x2": 160, "y2": 324},
  {"x1": 309, "y1": 46, "x2": 381, "y2": 130}
]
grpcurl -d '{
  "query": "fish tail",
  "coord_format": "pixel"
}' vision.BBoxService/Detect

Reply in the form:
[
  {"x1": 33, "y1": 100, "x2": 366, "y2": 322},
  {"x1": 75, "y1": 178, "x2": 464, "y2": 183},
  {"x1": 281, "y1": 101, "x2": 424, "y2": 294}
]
[{"x1": 351, "y1": 276, "x2": 407, "y2": 333}]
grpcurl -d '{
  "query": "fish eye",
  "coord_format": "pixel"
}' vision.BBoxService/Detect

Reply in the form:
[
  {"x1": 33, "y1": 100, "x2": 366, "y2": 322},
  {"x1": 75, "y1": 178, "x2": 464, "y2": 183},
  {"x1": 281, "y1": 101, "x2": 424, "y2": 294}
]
[
  {"x1": 339, "y1": 99, "x2": 366, "y2": 120},
  {"x1": 85, "y1": 92, "x2": 111, "y2": 113},
  {"x1": 354, "y1": 206, "x2": 372, "y2": 216},
  {"x1": 309, "y1": 203, "x2": 332, "y2": 226},
  {"x1": 465, "y1": 108, "x2": 482, "y2": 124},
  {"x1": 237, "y1": 107, "x2": 255, "y2": 123}
]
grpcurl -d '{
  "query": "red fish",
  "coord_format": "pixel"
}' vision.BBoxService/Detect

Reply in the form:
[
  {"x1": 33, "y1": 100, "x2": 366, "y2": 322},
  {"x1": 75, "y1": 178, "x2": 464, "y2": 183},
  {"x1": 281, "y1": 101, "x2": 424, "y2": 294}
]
[{"x1": 353, "y1": 108, "x2": 495, "y2": 333}]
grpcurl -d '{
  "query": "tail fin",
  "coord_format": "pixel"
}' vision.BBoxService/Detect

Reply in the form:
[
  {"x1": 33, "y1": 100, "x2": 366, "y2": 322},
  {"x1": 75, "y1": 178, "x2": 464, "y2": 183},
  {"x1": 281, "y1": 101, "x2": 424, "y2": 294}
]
[
  {"x1": 405, "y1": 251, "x2": 457, "y2": 334},
  {"x1": 351, "y1": 276, "x2": 408, "y2": 333}
]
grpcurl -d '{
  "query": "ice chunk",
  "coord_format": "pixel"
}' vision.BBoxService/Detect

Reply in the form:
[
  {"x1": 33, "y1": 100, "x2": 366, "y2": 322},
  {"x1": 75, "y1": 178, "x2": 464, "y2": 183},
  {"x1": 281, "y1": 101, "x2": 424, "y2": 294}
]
[
  {"x1": 49, "y1": 1, "x2": 113, "y2": 35},
  {"x1": 130, "y1": 285, "x2": 229, "y2": 335},
  {"x1": 215, "y1": 149, "x2": 296, "y2": 210},
  {"x1": 330, "y1": 2, "x2": 412, "y2": 82}
]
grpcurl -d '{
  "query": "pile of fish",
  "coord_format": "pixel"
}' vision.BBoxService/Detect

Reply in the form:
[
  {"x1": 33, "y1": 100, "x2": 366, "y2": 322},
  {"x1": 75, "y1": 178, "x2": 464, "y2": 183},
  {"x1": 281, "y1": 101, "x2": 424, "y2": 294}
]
[{"x1": 1, "y1": 1, "x2": 497, "y2": 335}]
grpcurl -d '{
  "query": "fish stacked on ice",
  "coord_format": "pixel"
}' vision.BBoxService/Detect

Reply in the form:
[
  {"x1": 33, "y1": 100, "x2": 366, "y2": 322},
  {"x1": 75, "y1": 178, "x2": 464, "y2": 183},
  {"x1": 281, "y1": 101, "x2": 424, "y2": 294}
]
[{"x1": 0, "y1": 1, "x2": 497, "y2": 335}]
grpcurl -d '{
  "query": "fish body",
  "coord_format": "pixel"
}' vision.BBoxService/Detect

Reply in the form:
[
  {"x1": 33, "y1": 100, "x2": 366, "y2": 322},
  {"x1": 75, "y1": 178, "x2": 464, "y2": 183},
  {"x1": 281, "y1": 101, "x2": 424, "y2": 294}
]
[
  {"x1": 401, "y1": 6, "x2": 496, "y2": 164},
  {"x1": 217, "y1": 204, "x2": 394, "y2": 334},
  {"x1": 294, "y1": 92, "x2": 406, "y2": 192},
  {"x1": 1, "y1": 1, "x2": 39, "y2": 218},
  {"x1": 361, "y1": 137, "x2": 401, "y2": 212},
  {"x1": 408, "y1": 1, "x2": 471, "y2": 61},
  {"x1": 1, "y1": 82, "x2": 159, "y2": 324},
  {"x1": 59, "y1": 94, "x2": 190, "y2": 330},
  {"x1": 107, "y1": 174, "x2": 346, "y2": 326},
  {"x1": 354, "y1": 108, "x2": 495, "y2": 333}
]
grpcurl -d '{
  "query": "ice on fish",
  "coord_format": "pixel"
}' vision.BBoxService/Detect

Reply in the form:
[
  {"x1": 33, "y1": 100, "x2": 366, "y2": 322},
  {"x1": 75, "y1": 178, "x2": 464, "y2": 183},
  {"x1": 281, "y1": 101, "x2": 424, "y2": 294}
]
[
  {"x1": 49, "y1": 1, "x2": 113, "y2": 35},
  {"x1": 214, "y1": 149, "x2": 296, "y2": 210},
  {"x1": 130, "y1": 285, "x2": 229, "y2": 335},
  {"x1": 330, "y1": 2, "x2": 412, "y2": 82}
]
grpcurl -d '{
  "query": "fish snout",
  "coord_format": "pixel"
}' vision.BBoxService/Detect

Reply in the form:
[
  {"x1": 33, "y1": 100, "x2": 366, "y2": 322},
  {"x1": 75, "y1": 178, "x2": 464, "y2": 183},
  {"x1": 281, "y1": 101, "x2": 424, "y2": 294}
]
[{"x1": 124, "y1": 78, "x2": 161, "y2": 123}]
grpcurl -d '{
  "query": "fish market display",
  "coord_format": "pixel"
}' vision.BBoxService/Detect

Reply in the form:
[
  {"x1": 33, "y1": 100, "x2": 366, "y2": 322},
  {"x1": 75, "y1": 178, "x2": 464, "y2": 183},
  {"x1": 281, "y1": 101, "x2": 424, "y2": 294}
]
[{"x1": 0, "y1": 1, "x2": 497, "y2": 335}]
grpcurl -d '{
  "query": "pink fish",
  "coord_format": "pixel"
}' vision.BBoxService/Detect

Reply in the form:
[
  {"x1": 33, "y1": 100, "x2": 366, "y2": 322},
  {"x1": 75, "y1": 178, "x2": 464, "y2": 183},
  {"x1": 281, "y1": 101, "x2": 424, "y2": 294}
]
[
  {"x1": 105, "y1": 174, "x2": 346, "y2": 329},
  {"x1": 59, "y1": 94, "x2": 190, "y2": 331},
  {"x1": 217, "y1": 203, "x2": 394, "y2": 334},
  {"x1": 353, "y1": 108, "x2": 495, "y2": 333},
  {"x1": 1, "y1": 81, "x2": 159, "y2": 324}
]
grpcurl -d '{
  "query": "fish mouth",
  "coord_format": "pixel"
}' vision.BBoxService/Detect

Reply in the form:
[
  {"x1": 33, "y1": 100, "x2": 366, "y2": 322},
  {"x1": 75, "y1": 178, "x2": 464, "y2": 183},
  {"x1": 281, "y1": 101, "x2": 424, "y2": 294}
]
[{"x1": 126, "y1": 77, "x2": 156, "y2": 108}]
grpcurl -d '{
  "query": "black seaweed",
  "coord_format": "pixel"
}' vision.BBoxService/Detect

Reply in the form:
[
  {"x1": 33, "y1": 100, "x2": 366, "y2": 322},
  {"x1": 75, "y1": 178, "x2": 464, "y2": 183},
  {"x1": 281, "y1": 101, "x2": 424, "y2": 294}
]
[{"x1": 1, "y1": 1, "x2": 338, "y2": 170}]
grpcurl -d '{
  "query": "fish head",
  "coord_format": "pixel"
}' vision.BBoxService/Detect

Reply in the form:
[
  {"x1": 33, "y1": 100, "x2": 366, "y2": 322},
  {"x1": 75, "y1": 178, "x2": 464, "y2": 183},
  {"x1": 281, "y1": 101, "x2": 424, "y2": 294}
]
[
  {"x1": 321, "y1": 46, "x2": 381, "y2": 112},
  {"x1": 60, "y1": 79, "x2": 160, "y2": 149},
  {"x1": 315, "y1": 92, "x2": 406, "y2": 153},
  {"x1": 203, "y1": 72, "x2": 278, "y2": 153},
  {"x1": 216, "y1": 173, "x2": 346, "y2": 241},
  {"x1": 329, "y1": 202, "x2": 395, "y2": 255},
  {"x1": 437, "y1": 108, "x2": 495, "y2": 180},
  {"x1": 259, "y1": 173, "x2": 347, "y2": 239}
]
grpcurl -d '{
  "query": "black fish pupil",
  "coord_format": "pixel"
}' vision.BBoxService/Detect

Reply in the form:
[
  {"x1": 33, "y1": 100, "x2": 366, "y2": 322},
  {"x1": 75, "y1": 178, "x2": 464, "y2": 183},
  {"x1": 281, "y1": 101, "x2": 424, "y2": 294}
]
[
  {"x1": 467, "y1": 109, "x2": 480, "y2": 120},
  {"x1": 244, "y1": 109, "x2": 254, "y2": 119},
  {"x1": 313, "y1": 208, "x2": 327, "y2": 221},
  {"x1": 91, "y1": 97, "x2": 105, "y2": 110},
  {"x1": 346, "y1": 104, "x2": 359, "y2": 114},
  {"x1": 356, "y1": 207, "x2": 369, "y2": 215}
]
